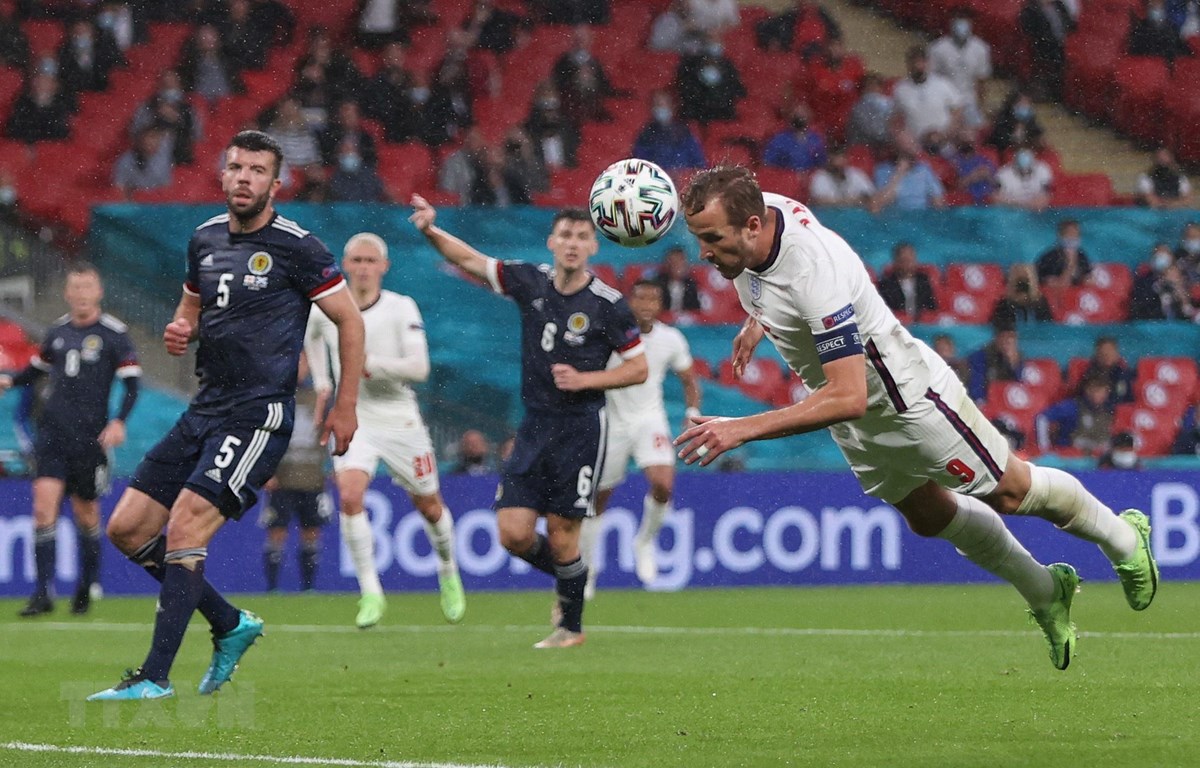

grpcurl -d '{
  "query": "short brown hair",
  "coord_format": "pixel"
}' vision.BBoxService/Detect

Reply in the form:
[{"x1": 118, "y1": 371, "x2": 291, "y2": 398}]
[
  {"x1": 681, "y1": 166, "x2": 766, "y2": 228},
  {"x1": 551, "y1": 207, "x2": 594, "y2": 232},
  {"x1": 67, "y1": 260, "x2": 100, "y2": 280}
]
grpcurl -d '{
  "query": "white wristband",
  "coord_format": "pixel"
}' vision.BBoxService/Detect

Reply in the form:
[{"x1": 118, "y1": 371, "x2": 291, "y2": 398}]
[{"x1": 685, "y1": 407, "x2": 702, "y2": 421}]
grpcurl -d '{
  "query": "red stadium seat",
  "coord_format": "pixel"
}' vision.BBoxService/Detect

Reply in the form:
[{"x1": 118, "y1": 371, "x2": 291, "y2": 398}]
[
  {"x1": 1051, "y1": 285, "x2": 1128, "y2": 324},
  {"x1": 987, "y1": 380, "x2": 1055, "y2": 419},
  {"x1": 1065, "y1": 357, "x2": 1092, "y2": 396},
  {"x1": 943, "y1": 263, "x2": 1005, "y2": 301},
  {"x1": 1063, "y1": 34, "x2": 1124, "y2": 118},
  {"x1": 771, "y1": 375, "x2": 809, "y2": 408},
  {"x1": 1111, "y1": 56, "x2": 1170, "y2": 143},
  {"x1": 620, "y1": 263, "x2": 655, "y2": 294},
  {"x1": 1114, "y1": 404, "x2": 1178, "y2": 456},
  {"x1": 691, "y1": 265, "x2": 743, "y2": 324},
  {"x1": 941, "y1": 290, "x2": 998, "y2": 324},
  {"x1": 1051, "y1": 174, "x2": 1114, "y2": 206},
  {"x1": 718, "y1": 357, "x2": 786, "y2": 403},
  {"x1": 1021, "y1": 358, "x2": 1065, "y2": 401},
  {"x1": 589, "y1": 263, "x2": 620, "y2": 290},
  {"x1": 23, "y1": 20, "x2": 63, "y2": 56},
  {"x1": 1136, "y1": 357, "x2": 1199, "y2": 408},
  {"x1": 1134, "y1": 378, "x2": 1191, "y2": 417},
  {"x1": 1088, "y1": 262, "x2": 1133, "y2": 299}
]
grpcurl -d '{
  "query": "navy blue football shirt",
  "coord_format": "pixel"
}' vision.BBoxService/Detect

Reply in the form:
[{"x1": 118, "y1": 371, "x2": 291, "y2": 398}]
[
  {"x1": 185, "y1": 211, "x2": 345, "y2": 414},
  {"x1": 31, "y1": 313, "x2": 140, "y2": 437},
  {"x1": 488, "y1": 260, "x2": 642, "y2": 415}
]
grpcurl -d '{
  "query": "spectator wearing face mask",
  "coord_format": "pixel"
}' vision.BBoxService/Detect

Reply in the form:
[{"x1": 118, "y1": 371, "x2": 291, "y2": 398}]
[
  {"x1": 1174, "y1": 222, "x2": 1200, "y2": 283},
  {"x1": 1099, "y1": 432, "x2": 1141, "y2": 470},
  {"x1": 987, "y1": 89, "x2": 1045, "y2": 153},
  {"x1": 1136, "y1": 146, "x2": 1193, "y2": 209},
  {"x1": 674, "y1": 32, "x2": 746, "y2": 123},
  {"x1": 1036, "y1": 219, "x2": 1092, "y2": 288},
  {"x1": 870, "y1": 132, "x2": 945, "y2": 212},
  {"x1": 891, "y1": 45, "x2": 963, "y2": 145},
  {"x1": 328, "y1": 139, "x2": 387, "y2": 202},
  {"x1": 58, "y1": 17, "x2": 125, "y2": 95},
  {"x1": 364, "y1": 41, "x2": 412, "y2": 124},
  {"x1": 995, "y1": 145, "x2": 1053, "y2": 211},
  {"x1": 927, "y1": 7, "x2": 992, "y2": 127},
  {"x1": 525, "y1": 81, "x2": 580, "y2": 169},
  {"x1": 1130, "y1": 244, "x2": 1195, "y2": 320},
  {"x1": 686, "y1": 0, "x2": 740, "y2": 35},
  {"x1": 319, "y1": 100, "x2": 377, "y2": 169},
  {"x1": 113, "y1": 127, "x2": 174, "y2": 196},
  {"x1": 5, "y1": 71, "x2": 72, "y2": 143},
  {"x1": 808, "y1": 147, "x2": 875, "y2": 207},
  {"x1": 845, "y1": 72, "x2": 894, "y2": 147},
  {"x1": 763, "y1": 103, "x2": 826, "y2": 172},
  {"x1": 130, "y1": 69, "x2": 200, "y2": 165},
  {"x1": 500, "y1": 127, "x2": 548, "y2": 204},
  {"x1": 632, "y1": 90, "x2": 706, "y2": 170},
  {"x1": 552, "y1": 25, "x2": 614, "y2": 124}
]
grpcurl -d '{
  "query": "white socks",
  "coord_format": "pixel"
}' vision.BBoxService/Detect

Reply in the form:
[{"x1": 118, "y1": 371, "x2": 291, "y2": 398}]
[
  {"x1": 1017, "y1": 465, "x2": 1138, "y2": 563},
  {"x1": 940, "y1": 494, "x2": 1056, "y2": 609},
  {"x1": 579, "y1": 516, "x2": 601, "y2": 571},
  {"x1": 424, "y1": 508, "x2": 458, "y2": 575},
  {"x1": 637, "y1": 494, "x2": 671, "y2": 542},
  {"x1": 341, "y1": 511, "x2": 382, "y2": 596}
]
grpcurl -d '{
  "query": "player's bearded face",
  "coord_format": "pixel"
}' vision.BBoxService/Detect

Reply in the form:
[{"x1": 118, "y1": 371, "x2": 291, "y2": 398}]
[{"x1": 222, "y1": 147, "x2": 279, "y2": 221}]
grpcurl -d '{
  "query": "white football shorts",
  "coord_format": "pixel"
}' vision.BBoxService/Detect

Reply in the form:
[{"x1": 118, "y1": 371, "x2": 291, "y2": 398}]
[
  {"x1": 598, "y1": 410, "x2": 676, "y2": 491},
  {"x1": 333, "y1": 420, "x2": 440, "y2": 497},
  {"x1": 829, "y1": 363, "x2": 1011, "y2": 504}
]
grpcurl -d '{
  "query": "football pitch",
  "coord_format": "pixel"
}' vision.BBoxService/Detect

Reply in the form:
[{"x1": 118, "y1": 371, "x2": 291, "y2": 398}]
[{"x1": 1, "y1": 583, "x2": 1198, "y2": 768}]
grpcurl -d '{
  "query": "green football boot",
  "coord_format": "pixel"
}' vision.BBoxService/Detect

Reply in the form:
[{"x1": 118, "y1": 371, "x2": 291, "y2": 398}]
[
  {"x1": 356, "y1": 593, "x2": 386, "y2": 629},
  {"x1": 1114, "y1": 509, "x2": 1158, "y2": 611},
  {"x1": 1028, "y1": 562, "x2": 1080, "y2": 671},
  {"x1": 438, "y1": 569, "x2": 466, "y2": 624}
]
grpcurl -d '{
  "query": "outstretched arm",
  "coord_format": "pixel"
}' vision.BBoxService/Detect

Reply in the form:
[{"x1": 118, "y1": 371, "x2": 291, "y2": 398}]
[{"x1": 409, "y1": 193, "x2": 494, "y2": 283}]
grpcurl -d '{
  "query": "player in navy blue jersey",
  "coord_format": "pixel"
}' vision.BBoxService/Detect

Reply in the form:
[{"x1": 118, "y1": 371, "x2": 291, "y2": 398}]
[
  {"x1": 87, "y1": 131, "x2": 365, "y2": 701},
  {"x1": 0, "y1": 262, "x2": 140, "y2": 617},
  {"x1": 409, "y1": 193, "x2": 647, "y2": 648}
]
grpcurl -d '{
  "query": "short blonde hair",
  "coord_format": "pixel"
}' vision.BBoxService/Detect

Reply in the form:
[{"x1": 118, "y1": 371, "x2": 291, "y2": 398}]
[{"x1": 344, "y1": 232, "x2": 388, "y2": 260}]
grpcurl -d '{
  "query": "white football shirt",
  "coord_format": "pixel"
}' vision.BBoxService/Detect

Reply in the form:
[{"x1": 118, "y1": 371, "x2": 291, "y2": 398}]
[
  {"x1": 605, "y1": 320, "x2": 693, "y2": 424},
  {"x1": 734, "y1": 192, "x2": 946, "y2": 421},
  {"x1": 306, "y1": 290, "x2": 428, "y2": 423}
]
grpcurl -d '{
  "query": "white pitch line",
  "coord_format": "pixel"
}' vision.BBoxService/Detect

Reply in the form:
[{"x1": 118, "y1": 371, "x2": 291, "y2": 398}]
[
  {"x1": 0, "y1": 741, "x2": 542, "y2": 768},
  {"x1": 5, "y1": 621, "x2": 1200, "y2": 641}
]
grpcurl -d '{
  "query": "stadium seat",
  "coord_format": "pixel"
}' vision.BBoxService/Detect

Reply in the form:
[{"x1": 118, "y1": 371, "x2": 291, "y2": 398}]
[
  {"x1": 1136, "y1": 356, "x2": 1199, "y2": 407},
  {"x1": 1051, "y1": 174, "x2": 1114, "y2": 207},
  {"x1": 1021, "y1": 358, "x2": 1065, "y2": 401},
  {"x1": 986, "y1": 380, "x2": 1054, "y2": 446},
  {"x1": 1088, "y1": 262, "x2": 1133, "y2": 299},
  {"x1": 943, "y1": 263, "x2": 1005, "y2": 302},
  {"x1": 771, "y1": 375, "x2": 809, "y2": 408},
  {"x1": 691, "y1": 265, "x2": 744, "y2": 324},
  {"x1": 1114, "y1": 403, "x2": 1178, "y2": 456},
  {"x1": 718, "y1": 357, "x2": 786, "y2": 403},
  {"x1": 1111, "y1": 56, "x2": 1170, "y2": 143},
  {"x1": 690, "y1": 357, "x2": 714, "y2": 380},
  {"x1": 589, "y1": 263, "x2": 620, "y2": 289},
  {"x1": 620, "y1": 263, "x2": 655, "y2": 293},
  {"x1": 1051, "y1": 285, "x2": 1127, "y2": 324},
  {"x1": 1134, "y1": 378, "x2": 1191, "y2": 418},
  {"x1": 940, "y1": 290, "x2": 998, "y2": 324},
  {"x1": 1064, "y1": 357, "x2": 1092, "y2": 395},
  {"x1": 23, "y1": 20, "x2": 64, "y2": 56},
  {"x1": 1063, "y1": 34, "x2": 1124, "y2": 118}
]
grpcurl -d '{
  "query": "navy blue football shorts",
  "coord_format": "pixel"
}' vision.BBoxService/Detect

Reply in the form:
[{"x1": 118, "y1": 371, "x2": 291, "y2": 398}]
[
  {"x1": 263, "y1": 489, "x2": 329, "y2": 529},
  {"x1": 34, "y1": 429, "x2": 110, "y2": 501},
  {"x1": 131, "y1": 401, "x2": 294, "y2": 521},
  {"x1": 496, "y1": 408, "x2": 607, "y2": 520}
]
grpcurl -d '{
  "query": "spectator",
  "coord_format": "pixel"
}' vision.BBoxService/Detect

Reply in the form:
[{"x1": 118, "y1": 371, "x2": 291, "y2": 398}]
[
  {"x1": 1172, "y1": 0, "x2": 1200, "y2": 38},
  {"x1": 500, "y1": 126, "x2": 548, "y2": 204},
  {"x1": 652, "y1": 247, "x2": 703, "y2": 314},
  {"x1": 1035, "y1": 374, "x2": 1115, "y2": 455},
  {"x1": 870, "y1": 133, "x2": 945, "y2": 212},
  {"x1": 632, "y1": 89, "x2": 705, "y2": 171},
  {"x1": 112, "y1": 127, "x2": 174, "y2": 195},
  {"x1": 57, "y1": 17, "x2": 124, "y2": 95},
  {"x1": 995, "y1": 145, "x2": 1053, "y2": 211},
  {"x1": 991, "y1": 263, "x2": 1053, "y2": 325},
  {"x1": 295, "y1": 27, "x2": 363, "y2": 99},
  {"x1": 528, "y1": 0, "x2": 610, "y2": 24},
  {"x1": 363, "y1": 40, "x2": 412, "y2": 124},
  {"x1": 451, "y1": 429, "x2": 493, "y2": 475},
  {"x1": 877, "y1": 242, "x2": 938, "y2": 321},
  {"x1": 525, "y1": 81, "x2": 579, "y2": 169},
  {"x1": 808, "y1": 146, "x2": 875, "y2": 206},
  {"x1": 1077, "y1": 336, "x2": 1135, "y2": 404},
  {"x1": 97, "y1": 1, "x2": 143, "y2": 53},
  {"x1": 1174, "y1": 221, "x2": 1200, "y2": 282},
  {"x1": 1035, "y1": 219, "x2": 1092, "y2": 288},
  {"x1": 438, "y1": 128, "x2": 507, "y2": 205},
  {"x1": 1019, "y1": 0, "x2": 1075, "y2": 100},
  {"x1": 250, "y1": 0, "x2": 296, "y2": 49},
  {"x1": 763, "y1": 103, "x2": 826, "y2": 172},
  {"x1": 461, "y1": 0, "x2": 522, "y2": 54},
  {"x1": 891, "y1": 45, "x2": 962, "y2": 146},
  {"x1": 385, "y1": 69, "x2": 459, "y2": 147},
  {"x1": 755, "y1": 0, "x2": 840, "y2": 55},
  {"x1": 1128, "y1": 0, "x2": 1192, "y2": 59},
  {"x1": 649, "y1": 0, "x2": 698, "y2": 53},
  {"x1": 933, "y1": 333, "x2": 970, "y2": 385},
  {"x1": 674, "y1": 32, "x2": 746, "y2": 123},
  {"x1": 294, "y1": 164, "x2": 330, "y2": 202},
  {"x1": 1129, "y1": 244, "x2": 1195, "y2": 320},
  {"x1": 319, "y1": 100, "x2": 377, "y2": 169},
  {"x1": 927, "y1": 7, "x2": 992, "y2": 127},
  {"x1": 265, "y1": 93, "x2": 321, "y2": 174},
  {"x1": 0, "y1": 0, "x2": 31, "y2": 69},
  {"x1": 434, "y1": 29, "x2": 486, "y2": 122},
  {"x1": 845, "y1": 72, "x2": 894, "y2": 147},
  {"x1": 221, "y1": 0, "x2": 269, "y2": 70},
  {"x1": 5, "y1": 72, "x2": 72, "y2": 143},
  {"x1": 951, "y1": 132, "x2": 997, "y2": 205},
  {"x1": 686, "y1": 0, "x2": 739, "y2": 35},
  {"x1": 1099, "y1": 432, "x2": 1141, "y2": 470},
  {"x1": 552, "y1": 25, "x2": 614, "y2": 124},
  {"x1": 328, "y1": 139, "x2": 387, "y2": 202},
  {"x1": 130, "y1": 69, "x2": 200, "y2": 165},
  {"x1": 987, "y1": 88, "x2": 1045, "y2": 153},
  {"x1": 1136, "y1": 146, "x2": 1193, "y2": 209},
  {"x1": 179, "y1": 23, "x2": 243, "y2": 103},
  {"x1": 293, "y1": 58, "x2": 335, "y2": 129},
  {"x1": 357, "y1": 0, "x2": 426, "y2": 48},
  {"x1": 967, "y1": 316, "x2": 1026, "y2": 402}
]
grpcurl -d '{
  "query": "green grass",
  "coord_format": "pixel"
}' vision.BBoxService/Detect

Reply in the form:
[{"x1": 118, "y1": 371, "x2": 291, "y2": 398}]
[{"x1": 1, "y1": 583, "x2": 1198, "y2": 768}]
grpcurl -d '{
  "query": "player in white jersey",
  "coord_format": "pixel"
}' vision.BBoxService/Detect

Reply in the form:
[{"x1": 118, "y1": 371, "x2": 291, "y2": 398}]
[
  {"x1": 306, "y1": 233, "x2": 465, "y2": 628},
  {"x1": 584, "y1": 279, "x2": 701, "y2": 597},
  {"x1": 674, "y1": 166, "x2": 1158, "y2": 671}
]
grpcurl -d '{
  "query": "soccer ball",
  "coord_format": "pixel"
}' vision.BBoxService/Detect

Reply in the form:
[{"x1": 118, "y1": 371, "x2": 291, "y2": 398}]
[{"x1": 589, "y1": 158, "x2": 679, "y2": 248}]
